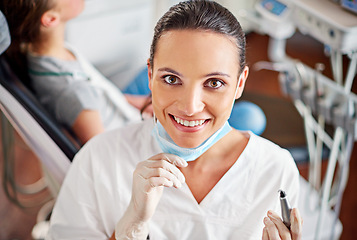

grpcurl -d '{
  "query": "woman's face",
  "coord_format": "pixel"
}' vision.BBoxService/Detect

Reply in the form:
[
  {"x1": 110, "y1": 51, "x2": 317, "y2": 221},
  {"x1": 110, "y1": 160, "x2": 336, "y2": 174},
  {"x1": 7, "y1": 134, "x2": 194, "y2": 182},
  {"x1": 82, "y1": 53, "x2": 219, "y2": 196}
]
[{"x1": 149, "y1": 30, "x2": 248, "y2": 148}]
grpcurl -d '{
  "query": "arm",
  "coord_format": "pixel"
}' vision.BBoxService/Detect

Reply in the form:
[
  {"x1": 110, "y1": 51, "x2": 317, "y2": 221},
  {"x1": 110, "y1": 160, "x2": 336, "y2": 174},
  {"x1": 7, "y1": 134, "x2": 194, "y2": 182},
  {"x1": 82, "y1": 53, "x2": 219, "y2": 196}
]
[
  {"x1": 111, "y1": 153, "x2": 187, "y2": 240},
  {"x1": 124, "y1": 94, "x2": 153, "y2": 118},
  {"x1": 124, "y1": 94, "x2": 148, "y2": 110},
  {"x1": 72, "y1": 109, "x2": 105, "y2": 144}
]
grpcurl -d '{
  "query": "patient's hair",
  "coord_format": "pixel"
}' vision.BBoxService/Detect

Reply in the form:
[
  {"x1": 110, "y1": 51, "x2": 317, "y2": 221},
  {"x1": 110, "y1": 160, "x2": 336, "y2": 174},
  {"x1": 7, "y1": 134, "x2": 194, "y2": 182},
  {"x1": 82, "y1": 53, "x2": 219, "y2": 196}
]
[
  {"x1": 0, "y1": 0, "x2": 55, "y2": 83},
  {"x1": 149, "y1": 0, "x2": 246, "y2": 74},
  {"x1": 1, "y1": 0, "x2": 55, "y2": 45}
]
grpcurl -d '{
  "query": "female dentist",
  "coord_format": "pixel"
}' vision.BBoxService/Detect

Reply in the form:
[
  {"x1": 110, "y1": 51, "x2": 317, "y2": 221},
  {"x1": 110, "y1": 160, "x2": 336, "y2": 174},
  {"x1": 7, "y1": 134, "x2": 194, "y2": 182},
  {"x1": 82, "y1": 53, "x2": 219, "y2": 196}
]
[{"x1": 47, "y1": 1, "x2": 302, "y2": 239}]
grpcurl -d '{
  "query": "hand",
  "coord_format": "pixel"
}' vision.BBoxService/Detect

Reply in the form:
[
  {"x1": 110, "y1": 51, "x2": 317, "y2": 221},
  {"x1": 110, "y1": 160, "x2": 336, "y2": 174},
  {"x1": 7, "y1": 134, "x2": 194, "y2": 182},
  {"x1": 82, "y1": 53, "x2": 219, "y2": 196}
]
[
  {"x1": 115, "y1": 153, "x2": 187, "y2": 239},
  {"x1": 131, "y1": 153, "x2": 187, "y2": 221},
  {"x1": 262, "y1": 208, "x2": 303, "y2": 240},
  {"x1": 124, "y1": 94, "x2": 153, "y2": 118}
]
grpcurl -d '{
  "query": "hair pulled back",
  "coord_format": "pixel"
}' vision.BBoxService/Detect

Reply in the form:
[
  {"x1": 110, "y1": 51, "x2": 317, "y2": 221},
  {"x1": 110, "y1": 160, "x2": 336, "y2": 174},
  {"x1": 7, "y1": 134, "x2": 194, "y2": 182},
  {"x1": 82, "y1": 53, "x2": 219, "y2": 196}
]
[
  {"x1": 0, "y1": 0, "x2": 55, "y2": 46},
  {"x1": 149, "y1": 0, "x2": 246, "y2": 74},
  {"x1": 0, "y1": 0, "x2": 55, "y2": 82}
]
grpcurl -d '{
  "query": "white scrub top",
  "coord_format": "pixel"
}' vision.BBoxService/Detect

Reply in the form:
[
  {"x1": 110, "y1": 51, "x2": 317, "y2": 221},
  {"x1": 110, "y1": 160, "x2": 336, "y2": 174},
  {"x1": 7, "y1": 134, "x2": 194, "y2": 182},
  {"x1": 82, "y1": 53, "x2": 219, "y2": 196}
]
[{"x1": 47, "y1": 118, "x2": 300, "y2": 240}]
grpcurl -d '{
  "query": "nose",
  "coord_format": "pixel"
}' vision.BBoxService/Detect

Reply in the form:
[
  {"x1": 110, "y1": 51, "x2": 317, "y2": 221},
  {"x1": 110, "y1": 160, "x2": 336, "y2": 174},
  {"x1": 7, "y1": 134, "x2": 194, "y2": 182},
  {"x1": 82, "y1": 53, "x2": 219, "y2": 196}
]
[{"x1": 177, "y1": 86, "x2": 205, "y2": 116}]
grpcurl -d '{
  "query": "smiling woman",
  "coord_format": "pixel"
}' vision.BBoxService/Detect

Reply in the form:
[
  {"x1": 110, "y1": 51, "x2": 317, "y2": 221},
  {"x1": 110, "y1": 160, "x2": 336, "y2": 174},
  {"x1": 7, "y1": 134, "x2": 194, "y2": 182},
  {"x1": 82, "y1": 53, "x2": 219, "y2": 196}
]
[
  {"x1": 149, "y1": 30, "x2": 247, "y2": 148},
  {"x1": 47, "y1": 1, "x2": 303, "y2": 240}
]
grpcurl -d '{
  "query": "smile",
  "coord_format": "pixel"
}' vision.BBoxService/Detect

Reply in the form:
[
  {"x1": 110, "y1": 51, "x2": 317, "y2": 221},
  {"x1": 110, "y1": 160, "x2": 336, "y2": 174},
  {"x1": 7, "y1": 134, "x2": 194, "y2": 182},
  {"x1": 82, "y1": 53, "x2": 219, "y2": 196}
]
[{"x1": 173, "y1": 116, "x2": 206, "y2": 127}]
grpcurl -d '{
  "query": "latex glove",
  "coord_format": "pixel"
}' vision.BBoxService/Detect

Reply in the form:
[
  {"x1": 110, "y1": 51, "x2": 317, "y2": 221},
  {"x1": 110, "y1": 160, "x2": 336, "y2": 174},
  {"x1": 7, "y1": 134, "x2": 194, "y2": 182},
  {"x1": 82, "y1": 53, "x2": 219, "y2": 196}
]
[
  {"x1": 115, "y1": 153, "x2": 187, "y2": 239},
  {"x1": 262, "y1": 208, "x2": 303, "y2": 240}
]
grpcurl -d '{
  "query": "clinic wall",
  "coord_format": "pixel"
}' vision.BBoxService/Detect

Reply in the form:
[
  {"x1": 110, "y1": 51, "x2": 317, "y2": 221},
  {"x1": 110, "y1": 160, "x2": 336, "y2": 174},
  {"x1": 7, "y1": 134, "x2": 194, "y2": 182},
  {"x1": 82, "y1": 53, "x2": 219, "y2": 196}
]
[{"x1": 65, "y1": 0, "x2": 258, "y2": 90}]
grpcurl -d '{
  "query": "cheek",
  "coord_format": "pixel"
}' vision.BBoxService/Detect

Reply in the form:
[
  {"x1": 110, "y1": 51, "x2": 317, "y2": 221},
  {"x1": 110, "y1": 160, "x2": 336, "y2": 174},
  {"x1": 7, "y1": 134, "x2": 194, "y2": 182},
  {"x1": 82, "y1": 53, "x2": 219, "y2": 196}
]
[
  {"x1": 151, "y1": 83, "x2": 174, "y2": 113},
  {"x1": 213, "y1": 102, "x2": 234, "y2": 121},
  {"x1": 69, "y1": 0, "x2": 85, "y2": 15},
  {"x1": 205, "y1": 91, "x2": 235, "y2": 116}
]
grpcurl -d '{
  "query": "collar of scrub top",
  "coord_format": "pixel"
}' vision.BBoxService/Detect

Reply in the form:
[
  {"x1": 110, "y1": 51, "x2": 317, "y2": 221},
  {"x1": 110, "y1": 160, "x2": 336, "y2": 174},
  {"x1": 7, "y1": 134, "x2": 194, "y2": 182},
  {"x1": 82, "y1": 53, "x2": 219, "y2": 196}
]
[{"x1": 0, "y1": 11, "x2": 11, "y2": 55}]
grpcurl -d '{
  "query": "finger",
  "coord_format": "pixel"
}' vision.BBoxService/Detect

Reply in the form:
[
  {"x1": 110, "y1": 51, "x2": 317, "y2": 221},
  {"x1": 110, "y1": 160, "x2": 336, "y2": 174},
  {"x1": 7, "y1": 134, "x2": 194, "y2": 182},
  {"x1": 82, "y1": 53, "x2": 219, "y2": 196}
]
[
  {"x1": 262, "y1": 227, "x2": 270, "y2": 240},
  {"x1": 141, "y1": 159, "x2": 185, "y2": 184},
  {"x1": 290, "y1": 208, "x2": 302, "y2": 240},
  {"x1": 147, "y1": 176, "x2": 175, "y2": 188},
  {"x1": 137, "y1": 162, "x2": 183, "y2": 189},
  {"x1": 151, "y1": 153, "x2": 188, "y2": 168},
  {"x1": 264, "y1": 217, "x2": 280, "y2": 240},
  {"x1": 135, "y1": 172, "x2": 169, "y2": 194},
  {"x1": 148, "y1": 153, "x2": 187, "y2": 183},
  {"x1": 267, "y1": 211, "x2": 291, "y2": 240},
  {"x1": 152, "y1": 165, "x2": 183, "y2": 188}
]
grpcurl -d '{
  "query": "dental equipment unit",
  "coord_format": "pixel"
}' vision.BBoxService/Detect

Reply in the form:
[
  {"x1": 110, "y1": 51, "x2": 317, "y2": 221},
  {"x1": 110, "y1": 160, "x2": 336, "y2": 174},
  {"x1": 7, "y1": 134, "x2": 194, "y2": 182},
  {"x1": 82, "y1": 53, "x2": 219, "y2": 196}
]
[{"x1": 239, "y1": 0, "x2": 357, "y2": 239}]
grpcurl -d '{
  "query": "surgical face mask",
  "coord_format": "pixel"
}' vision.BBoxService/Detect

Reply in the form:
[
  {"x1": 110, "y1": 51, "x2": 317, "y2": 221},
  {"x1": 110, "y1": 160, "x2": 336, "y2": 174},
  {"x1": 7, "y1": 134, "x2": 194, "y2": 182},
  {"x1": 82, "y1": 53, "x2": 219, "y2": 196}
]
[{"x1": 152, "y1": 120, "x2": 232, "y2": 162}]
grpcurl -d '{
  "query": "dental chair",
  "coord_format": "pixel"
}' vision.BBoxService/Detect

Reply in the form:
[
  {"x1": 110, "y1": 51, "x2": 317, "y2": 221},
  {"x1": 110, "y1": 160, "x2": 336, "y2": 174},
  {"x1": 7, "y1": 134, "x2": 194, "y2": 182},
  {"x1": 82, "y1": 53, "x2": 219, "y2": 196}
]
[
  {"x1": 0, "y1": 11, "x2": 80, "y2": 237},
  {"x1": 0, "y1": 55, "x2": 80, "y2": 193}
]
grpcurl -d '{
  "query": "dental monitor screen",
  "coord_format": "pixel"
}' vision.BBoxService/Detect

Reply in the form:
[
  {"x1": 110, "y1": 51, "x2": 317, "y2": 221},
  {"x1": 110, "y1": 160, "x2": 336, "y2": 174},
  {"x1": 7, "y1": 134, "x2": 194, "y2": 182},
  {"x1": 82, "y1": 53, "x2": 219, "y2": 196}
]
[
  {"x1": 341, "y1": 0, "x2": 357, "y2": 14},
  {"x1": 260, "y1": 0, "x2": 288, "y2": 16}
]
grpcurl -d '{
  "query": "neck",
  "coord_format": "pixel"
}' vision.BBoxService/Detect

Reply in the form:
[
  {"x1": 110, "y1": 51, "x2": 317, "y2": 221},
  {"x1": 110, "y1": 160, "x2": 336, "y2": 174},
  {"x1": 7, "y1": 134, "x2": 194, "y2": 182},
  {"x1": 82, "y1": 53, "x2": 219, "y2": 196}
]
[
  {"x1": 29, "y1": 23, "x2": 75, "y2": 60},
  {"x1": 194, "y1": 130, "x2": 247, "y2": 167},
  {"x1": 178, "y1": 129, "x2": 249, "y2": 204}
]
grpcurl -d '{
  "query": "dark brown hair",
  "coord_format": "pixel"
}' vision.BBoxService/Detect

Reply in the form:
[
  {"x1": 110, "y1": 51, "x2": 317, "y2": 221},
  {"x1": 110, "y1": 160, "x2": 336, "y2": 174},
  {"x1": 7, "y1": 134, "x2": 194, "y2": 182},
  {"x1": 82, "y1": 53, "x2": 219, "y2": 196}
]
[
  {"x1": 0, "y1": 0, "x2": 55, "y2": 82},
  {"x1": 1, "y1": 0, "x2": 55, "y2": 44},
  {"x1": 149, "y1": 0, "x2": 246, "y2": 74}
]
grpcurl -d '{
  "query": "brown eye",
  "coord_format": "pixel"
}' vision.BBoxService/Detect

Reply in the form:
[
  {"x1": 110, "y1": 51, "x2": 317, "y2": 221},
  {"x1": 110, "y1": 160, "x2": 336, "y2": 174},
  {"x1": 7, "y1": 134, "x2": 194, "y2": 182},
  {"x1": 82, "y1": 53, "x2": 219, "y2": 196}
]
[
  {"x1": 164, "y1": 75, "x2": 179, "y2": 85},
  {"x1": 207, "y1": 79, "x2": 223, "y2": 89}
]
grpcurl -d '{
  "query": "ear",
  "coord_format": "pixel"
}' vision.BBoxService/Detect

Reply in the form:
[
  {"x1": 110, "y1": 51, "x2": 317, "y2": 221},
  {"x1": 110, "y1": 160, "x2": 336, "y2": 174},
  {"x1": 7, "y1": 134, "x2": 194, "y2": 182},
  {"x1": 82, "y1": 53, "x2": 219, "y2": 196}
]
[
  {"x1": 41, "y1": 10, "x2": 60, "y2": 28},
  {"x1": 147, "y1": 59, "x2": 153, "y2": 91},
  {"x1": 235, "y1": 66, "x2": 249, "y2": 99}
]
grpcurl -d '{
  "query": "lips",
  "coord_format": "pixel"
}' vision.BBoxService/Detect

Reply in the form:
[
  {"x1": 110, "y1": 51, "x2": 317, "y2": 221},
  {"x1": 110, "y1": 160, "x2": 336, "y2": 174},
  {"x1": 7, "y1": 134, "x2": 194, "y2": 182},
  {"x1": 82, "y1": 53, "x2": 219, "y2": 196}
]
[{"x1": 173, "y1": 115, "x2": 206, "y2": 127}]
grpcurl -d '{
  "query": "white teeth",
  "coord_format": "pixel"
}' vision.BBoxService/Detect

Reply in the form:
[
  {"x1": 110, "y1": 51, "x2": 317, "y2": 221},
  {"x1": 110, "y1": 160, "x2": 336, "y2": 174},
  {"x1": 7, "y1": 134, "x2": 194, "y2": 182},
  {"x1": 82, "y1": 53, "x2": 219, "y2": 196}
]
[{"x1": 173, "y1": 116, "x2": 205, "y2": 127}]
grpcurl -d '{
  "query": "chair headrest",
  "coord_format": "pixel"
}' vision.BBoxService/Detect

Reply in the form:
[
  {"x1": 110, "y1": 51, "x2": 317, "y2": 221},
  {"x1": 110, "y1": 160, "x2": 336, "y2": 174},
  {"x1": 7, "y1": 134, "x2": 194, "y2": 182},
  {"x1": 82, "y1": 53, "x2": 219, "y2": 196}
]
[{"x1": 0, "y1": 10, "x2": 11, "y2": 55}]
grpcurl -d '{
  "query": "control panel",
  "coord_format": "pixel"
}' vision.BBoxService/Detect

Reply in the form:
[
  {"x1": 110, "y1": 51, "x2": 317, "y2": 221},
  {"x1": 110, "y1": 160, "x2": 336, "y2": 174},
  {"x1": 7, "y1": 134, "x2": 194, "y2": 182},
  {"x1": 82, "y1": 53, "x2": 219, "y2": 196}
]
[
  {"x1": 255, "y1": 0, "x2": 295, "y2": 39},
  {"x1": 292, "y1": 0, "x2": 357, "y2": 53}
]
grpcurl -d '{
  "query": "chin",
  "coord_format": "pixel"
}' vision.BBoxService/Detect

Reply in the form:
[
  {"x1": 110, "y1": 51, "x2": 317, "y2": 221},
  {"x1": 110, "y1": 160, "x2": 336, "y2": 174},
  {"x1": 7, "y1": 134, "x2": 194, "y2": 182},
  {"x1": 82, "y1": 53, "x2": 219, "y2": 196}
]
[{"x1": 172, "y1": 135, "x2": 206, "y2": 149}]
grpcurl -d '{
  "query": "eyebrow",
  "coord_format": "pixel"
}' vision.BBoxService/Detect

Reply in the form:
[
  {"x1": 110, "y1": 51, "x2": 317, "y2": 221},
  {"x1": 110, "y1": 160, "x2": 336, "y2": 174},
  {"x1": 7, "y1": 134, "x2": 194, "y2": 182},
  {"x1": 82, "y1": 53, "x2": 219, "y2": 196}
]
[
  {"x1": 205, "y1": 72, "x2": 231, "y2": 78},
  {"x1": 157, "y1": 67, "x2": 182, "y2": 77},
  {"x1": 157, "y1": 68, "x2": 230, "y2": 78}
]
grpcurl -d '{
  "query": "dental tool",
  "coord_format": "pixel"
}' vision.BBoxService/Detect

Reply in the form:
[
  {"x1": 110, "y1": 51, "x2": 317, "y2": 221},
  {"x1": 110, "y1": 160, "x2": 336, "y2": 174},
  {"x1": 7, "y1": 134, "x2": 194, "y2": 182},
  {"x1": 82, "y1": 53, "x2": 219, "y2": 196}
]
[{"x1": 279, "y1": 190, "x2": 292, "y2": 229}]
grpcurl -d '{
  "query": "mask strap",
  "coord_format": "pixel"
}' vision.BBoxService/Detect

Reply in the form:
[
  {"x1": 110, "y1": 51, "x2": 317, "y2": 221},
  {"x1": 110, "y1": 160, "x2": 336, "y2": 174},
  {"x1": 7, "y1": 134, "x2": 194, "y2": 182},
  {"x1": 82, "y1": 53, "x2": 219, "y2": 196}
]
[{"x1": 232, "y1": 73, "x2": 243, "y2": 108}]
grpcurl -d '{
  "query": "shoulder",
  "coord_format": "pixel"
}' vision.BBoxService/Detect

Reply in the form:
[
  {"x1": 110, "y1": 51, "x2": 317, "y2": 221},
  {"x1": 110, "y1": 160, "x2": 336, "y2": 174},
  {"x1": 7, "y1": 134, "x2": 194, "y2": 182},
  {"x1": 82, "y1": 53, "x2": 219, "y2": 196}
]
[
  {"x1": 250, "y1": 132, "x2": 293, "y2": 160},
  {"x1": 77, "y1": 118, "x2": 158, "y2": 162},
  {"x1": 241, "y1": 132, "x2": 300, "y2": 206},
  {"x1": 27, "y1": 52, "x2": 86, "y2": 95},
  {"x1": 89, "y1": 118, "x2": 154, "y2": 144},
  {"x1": 242, "y1": 131, "x2": 298, "y2": 175},
  {"x1": 67, "y1": 119, "x2": 160, "y2": 191},
  {"x1": 65, "y1": 43, "x2": 96, "y2": 73}
]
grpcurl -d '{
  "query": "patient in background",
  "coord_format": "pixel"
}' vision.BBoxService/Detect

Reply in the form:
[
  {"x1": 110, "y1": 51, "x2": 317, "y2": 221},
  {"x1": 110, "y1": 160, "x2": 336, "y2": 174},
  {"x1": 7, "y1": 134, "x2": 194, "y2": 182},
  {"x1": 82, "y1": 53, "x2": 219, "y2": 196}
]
[{"x1": 0, "y1": 0, "x2": 152, "y2": 144}]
